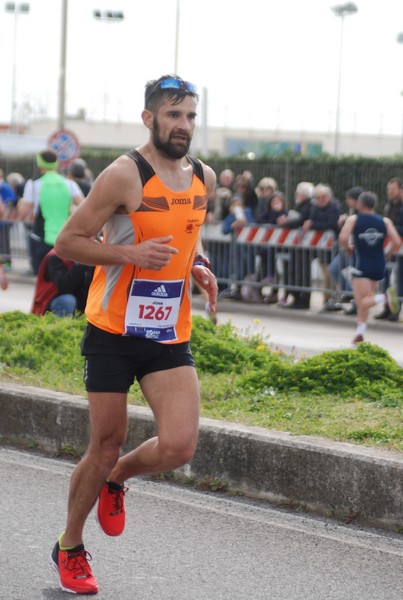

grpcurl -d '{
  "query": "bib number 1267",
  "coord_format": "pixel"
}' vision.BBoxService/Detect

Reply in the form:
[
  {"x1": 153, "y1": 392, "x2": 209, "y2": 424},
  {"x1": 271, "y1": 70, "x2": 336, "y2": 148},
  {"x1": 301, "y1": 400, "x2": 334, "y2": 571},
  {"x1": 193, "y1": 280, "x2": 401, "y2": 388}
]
[
  {"x1": 138, "y1": 303, "x2": 173, "y2": 321},
  {"x1": 124, "y1": 279, "x2": 184, "y2": 341}
]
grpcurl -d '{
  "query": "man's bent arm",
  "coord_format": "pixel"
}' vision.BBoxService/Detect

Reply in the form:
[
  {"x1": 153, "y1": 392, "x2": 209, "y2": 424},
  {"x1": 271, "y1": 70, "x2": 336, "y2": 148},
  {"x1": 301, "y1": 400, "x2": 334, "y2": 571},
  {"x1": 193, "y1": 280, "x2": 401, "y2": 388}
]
[{"x1": 55, "y1": 156, "x2": 178, "y2": 270}]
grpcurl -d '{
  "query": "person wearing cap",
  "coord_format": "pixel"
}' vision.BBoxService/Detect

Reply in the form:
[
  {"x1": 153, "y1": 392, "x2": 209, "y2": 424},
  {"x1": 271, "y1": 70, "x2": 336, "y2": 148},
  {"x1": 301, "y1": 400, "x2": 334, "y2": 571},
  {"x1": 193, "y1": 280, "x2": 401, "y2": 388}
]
[
  {"x1": 50, "y1": 74, "x2": 217, "y2": 594},
  {"x1": 17, "y1": 149, "x2": 83, "y2": 274}
]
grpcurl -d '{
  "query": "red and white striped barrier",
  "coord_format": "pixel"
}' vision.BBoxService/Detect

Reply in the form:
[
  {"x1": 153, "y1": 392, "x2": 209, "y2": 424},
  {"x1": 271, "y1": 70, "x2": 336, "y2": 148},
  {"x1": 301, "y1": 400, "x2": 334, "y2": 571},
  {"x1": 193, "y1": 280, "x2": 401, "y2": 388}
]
[{"x1": 235, "y1": 226, "x2": 336, "y2": 249}]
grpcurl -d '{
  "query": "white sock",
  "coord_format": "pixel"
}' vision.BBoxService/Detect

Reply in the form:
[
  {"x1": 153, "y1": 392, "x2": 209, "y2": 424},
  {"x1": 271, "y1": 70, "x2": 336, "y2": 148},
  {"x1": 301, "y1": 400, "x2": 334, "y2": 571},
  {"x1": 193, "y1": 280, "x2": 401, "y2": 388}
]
[
  {"x1": 374, "y1": 293, "x2": 385, "y2": 304},
  {"x1": 356, "y1": 322, "x2": 366, "y2": 335}
]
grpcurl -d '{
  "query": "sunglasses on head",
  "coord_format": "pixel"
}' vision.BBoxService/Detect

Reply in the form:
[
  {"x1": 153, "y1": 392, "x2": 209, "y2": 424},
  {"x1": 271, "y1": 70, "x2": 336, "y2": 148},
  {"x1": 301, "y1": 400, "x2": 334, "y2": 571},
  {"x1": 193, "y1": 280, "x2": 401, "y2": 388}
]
[
  {"x1": 158, "y1": 76, "x2": 197, "y2": 93},
  {"x1": 147, "y1": 76, "x2": 197, "y2": 103}
]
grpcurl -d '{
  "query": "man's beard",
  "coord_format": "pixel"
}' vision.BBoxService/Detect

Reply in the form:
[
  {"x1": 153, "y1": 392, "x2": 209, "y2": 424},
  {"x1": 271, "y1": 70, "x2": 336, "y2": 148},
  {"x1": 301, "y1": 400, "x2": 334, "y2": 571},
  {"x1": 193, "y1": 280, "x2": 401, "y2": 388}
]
[{"x1": 152, "y1": 117, "x2": 191, "y2": 159}]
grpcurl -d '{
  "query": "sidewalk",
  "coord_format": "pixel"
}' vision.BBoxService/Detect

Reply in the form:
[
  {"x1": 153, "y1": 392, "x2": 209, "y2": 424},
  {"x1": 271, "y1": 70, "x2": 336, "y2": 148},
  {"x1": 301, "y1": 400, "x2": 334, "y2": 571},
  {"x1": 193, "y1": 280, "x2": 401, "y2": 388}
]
[{"x1": 4, "y1": 256, "x2": 35, "y2": 281}]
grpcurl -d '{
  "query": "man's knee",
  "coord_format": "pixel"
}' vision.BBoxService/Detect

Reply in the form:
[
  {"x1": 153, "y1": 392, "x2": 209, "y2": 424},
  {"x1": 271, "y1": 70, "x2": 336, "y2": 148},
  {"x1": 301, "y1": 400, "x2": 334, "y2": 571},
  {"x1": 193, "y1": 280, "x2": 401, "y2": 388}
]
[
  {"x1": 160, "y1": 435, "x2": 198, "y2": 468},
  {"x1": 88, "y1": 434, "x2": 125, "y2": 470}
]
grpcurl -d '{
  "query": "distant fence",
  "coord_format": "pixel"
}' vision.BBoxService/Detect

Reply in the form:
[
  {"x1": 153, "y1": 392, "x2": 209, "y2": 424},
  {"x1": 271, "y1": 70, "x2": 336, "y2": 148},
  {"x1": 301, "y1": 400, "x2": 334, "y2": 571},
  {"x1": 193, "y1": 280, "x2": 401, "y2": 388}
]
[{"x1": 2, "y1": 154, "x2": 403, "y2": 212}]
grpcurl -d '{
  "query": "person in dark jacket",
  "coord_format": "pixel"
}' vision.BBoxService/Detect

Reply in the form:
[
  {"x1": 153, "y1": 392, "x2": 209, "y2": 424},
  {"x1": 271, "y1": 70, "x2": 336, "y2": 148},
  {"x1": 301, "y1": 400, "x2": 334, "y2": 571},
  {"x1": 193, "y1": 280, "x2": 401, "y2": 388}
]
[
  {"x1": 31, "y1": 249, "x2": 94, "y2": 316},
  {"x1": 375, "y1": 177, "x2": 403, "y2": 321},
  {"x1": 67, "y1": 160, "x2": 92, "y2": 197},
  {"x1": 302, "y1": 184, "x2": 340, "y2": 308},
  {"x1": 303, "y1": 184, "x2": 340, "y2": 234},
  {"x1": 277, "y1": 181, "x2": 314, "y2": 308}
]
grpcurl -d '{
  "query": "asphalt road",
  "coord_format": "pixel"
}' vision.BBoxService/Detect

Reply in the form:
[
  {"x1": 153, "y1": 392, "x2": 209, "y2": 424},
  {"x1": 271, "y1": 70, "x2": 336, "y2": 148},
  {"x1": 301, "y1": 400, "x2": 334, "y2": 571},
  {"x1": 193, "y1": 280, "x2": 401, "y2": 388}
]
[{"x1": 1, "y1": 446, "x2": 402, "y2": 600}]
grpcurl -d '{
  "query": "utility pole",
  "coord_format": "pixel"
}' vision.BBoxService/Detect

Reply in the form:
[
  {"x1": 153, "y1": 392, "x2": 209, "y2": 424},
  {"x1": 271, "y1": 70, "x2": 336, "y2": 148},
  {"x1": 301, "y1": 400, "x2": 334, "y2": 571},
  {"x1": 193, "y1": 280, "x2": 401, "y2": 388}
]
[{"x1": 58, "y1": 0, "x2": 68, "y2": 130}]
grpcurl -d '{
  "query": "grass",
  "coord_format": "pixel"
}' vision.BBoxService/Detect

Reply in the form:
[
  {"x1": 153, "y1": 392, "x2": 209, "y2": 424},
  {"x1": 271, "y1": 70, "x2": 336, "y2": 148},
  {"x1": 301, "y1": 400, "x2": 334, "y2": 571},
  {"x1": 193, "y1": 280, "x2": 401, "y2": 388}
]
[{"x1": 0, "y1": 311, "x2": 402, "y2": 452}]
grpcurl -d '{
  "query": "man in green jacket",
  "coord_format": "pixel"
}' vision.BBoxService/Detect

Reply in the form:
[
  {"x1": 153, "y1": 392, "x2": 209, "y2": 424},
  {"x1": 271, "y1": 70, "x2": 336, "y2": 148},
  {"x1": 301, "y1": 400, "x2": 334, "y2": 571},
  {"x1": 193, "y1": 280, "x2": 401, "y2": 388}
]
[{"x1": 17, "y1": 149, "x2": 83, "y2": 274}]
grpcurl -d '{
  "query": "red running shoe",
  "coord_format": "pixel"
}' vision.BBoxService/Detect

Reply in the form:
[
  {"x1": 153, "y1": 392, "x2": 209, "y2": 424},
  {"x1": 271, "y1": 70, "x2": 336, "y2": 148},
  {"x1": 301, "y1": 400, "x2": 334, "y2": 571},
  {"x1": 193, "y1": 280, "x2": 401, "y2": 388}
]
[
  {"x1": 96, "y1": 481, "x2": 127, "y2": 536},
  {"x1": 50, "y1": 541, "x2": 99, "y2": 594},
  {"x1": 352, "y1": 334, "x2": 364, "y2": 345}
]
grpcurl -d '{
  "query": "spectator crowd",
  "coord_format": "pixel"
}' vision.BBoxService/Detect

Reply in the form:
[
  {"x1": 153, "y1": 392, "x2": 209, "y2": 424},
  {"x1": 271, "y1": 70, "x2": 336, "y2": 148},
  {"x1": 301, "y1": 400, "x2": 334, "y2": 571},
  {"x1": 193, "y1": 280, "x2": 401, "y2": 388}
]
[
  {"x1": 1, "y1": 156, "x2": 403, "y2": 339},
  {"x1": 205, "y1": 169, "x2": 403, "y2": 332}
]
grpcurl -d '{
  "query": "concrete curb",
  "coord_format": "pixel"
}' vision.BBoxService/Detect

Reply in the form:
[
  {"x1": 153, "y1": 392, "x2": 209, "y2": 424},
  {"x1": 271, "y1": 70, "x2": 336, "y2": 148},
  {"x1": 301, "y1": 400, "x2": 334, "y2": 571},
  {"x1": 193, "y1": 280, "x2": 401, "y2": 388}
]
[{"x1": 0, "y1": 382, "x2": 402, "y2": 532}]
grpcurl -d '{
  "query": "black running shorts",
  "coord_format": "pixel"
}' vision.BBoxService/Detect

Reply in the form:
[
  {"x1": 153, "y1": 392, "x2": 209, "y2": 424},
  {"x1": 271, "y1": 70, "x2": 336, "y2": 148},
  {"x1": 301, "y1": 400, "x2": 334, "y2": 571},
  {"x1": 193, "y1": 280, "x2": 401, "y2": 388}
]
[{"x1": 81, "y1": 323, "x2": 195, "y2": 393}]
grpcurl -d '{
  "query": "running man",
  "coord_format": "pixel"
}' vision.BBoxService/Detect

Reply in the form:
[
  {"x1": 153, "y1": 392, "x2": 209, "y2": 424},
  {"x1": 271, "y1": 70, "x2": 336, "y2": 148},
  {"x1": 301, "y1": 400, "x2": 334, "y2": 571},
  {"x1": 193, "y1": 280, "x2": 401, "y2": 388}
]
[
  {"x1": 51, "y1": 74, "x2": 218, "y2": 594},
  {"x1": 339, "y1": 191, "x2": 401, "y2": 345}
]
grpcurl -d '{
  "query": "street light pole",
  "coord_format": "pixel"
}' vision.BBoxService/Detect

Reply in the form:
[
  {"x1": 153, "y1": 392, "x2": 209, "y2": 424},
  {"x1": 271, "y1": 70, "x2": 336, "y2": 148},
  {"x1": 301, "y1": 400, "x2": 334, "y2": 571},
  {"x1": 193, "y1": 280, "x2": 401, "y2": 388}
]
[
  {"x1": 331, "y1": 3, "x2": 358, "y2": 157},
  {"x1": 174, "y1": 0, "x2": 180, "y2": 73},
  {"x1": 396, "y1": 33, "x2": 403, "y2": 154},
  {"x1": 200, "y1": 86, "x2": 208, "y2": 156},
  {"x1": 5, "y1": 2, "x2": 30, "y2": 133},
  {"x1": 58, "y1": 0, "x2": 68, "y2": 130},
  {"x1": 93, "y1": 10, "x2": 125, "y2": 121}
]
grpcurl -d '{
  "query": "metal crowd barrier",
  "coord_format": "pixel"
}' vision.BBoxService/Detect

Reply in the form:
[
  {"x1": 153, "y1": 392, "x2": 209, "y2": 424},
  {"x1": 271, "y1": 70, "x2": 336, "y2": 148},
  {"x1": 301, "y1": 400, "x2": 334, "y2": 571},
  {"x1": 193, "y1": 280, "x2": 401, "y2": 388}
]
[
  {"x1": 201, "y1": 223, "x2": 403, "y2": 304},
  {"x1": 1, "y1": 213, "x2": 402, "y2": 305},
  {"x1": 0, "y1": 207, "x2": 33, "y2": 266}
]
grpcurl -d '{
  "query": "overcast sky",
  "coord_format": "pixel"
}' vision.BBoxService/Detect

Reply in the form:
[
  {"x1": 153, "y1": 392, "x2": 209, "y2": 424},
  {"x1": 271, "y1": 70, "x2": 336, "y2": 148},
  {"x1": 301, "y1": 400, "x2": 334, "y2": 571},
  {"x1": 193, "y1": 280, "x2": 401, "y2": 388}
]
[{"x1": 2, "y1": 0, "x2": 403, "y2": 136}]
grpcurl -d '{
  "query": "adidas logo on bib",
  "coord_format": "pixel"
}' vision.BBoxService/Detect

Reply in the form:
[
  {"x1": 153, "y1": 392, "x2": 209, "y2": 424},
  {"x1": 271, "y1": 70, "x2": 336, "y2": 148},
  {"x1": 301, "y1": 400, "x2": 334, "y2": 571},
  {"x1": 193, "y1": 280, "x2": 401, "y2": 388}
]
[{"x1": 151, "y1": 285, "x2": 169, "y2": 297}]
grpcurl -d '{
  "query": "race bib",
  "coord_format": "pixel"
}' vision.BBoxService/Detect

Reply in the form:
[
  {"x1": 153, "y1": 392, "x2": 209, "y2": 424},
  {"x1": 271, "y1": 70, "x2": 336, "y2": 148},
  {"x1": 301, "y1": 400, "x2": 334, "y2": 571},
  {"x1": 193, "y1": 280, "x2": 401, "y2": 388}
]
[{"x1": 124, "y1": 279, "x2": 184, "y2": 342}]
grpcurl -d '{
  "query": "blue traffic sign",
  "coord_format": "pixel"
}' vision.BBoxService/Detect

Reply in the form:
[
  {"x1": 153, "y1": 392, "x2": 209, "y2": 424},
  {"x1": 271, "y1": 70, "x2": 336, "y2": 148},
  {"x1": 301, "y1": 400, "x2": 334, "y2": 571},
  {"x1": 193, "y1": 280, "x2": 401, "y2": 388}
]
[{"x1": 48, "y1": 128, "x2": 81, "y2": 165}]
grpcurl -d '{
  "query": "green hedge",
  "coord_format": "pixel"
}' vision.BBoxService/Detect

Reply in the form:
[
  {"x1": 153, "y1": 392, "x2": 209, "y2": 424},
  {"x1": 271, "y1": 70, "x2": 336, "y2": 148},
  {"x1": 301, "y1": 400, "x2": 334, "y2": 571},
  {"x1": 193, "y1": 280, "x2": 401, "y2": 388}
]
[{"x1": 2, "y1": 151, "x2": 403, "y2": 211}]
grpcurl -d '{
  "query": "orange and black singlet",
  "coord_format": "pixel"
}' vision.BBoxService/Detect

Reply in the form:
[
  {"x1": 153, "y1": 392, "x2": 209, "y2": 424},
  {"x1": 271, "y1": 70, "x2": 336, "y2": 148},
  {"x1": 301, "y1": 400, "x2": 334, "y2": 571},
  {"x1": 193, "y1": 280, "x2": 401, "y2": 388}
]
[{"x1": 85, "y1": 150, "x2": 207, "y2": 343}]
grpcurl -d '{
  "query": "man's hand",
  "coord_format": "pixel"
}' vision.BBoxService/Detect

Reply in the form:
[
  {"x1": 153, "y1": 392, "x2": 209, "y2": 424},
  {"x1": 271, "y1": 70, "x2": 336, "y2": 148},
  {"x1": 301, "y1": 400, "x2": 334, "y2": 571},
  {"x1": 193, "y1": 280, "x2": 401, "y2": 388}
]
[
  {"x1": 192, "y1": 264, "x2": 218, "y2": 314},
  {"x1": 346, "y1": 243, "x2": 355, "y2": 257},
  {"x1": 277, "y1": 214, "x2": 288, "y2": 226},
  {"x1": 129, "y1": 236, "x2": 178, "y2": 270}
]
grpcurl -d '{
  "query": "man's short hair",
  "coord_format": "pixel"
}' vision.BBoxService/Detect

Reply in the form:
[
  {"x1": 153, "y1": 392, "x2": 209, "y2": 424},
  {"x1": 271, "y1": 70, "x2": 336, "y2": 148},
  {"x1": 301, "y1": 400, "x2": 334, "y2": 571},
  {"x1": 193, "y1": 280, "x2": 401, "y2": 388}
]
[
  {"x1": 37, "y1": 149, "x2": 58, "y2": 171},
  {"x1": 68, "y1": 160, "x2": 86, "y2": 179},
  {"x1": 346, "y1": 186, "x2": 364, "y2": 201},
  {"x1": 387, "y1": 177, "x2": 402, "y2": 188},
  {"x1": 144, "y1": 74, "x2": 198, "y2": 111},
  {"x1": 40, "y1": 149, "x2": 58, "y2": 163},
  {"x1": 313, "y1": 183, "x2": 332, "y2": 199},
  {"x1": 358, "y1": 191, "x2": 378, "y2": 209}
]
